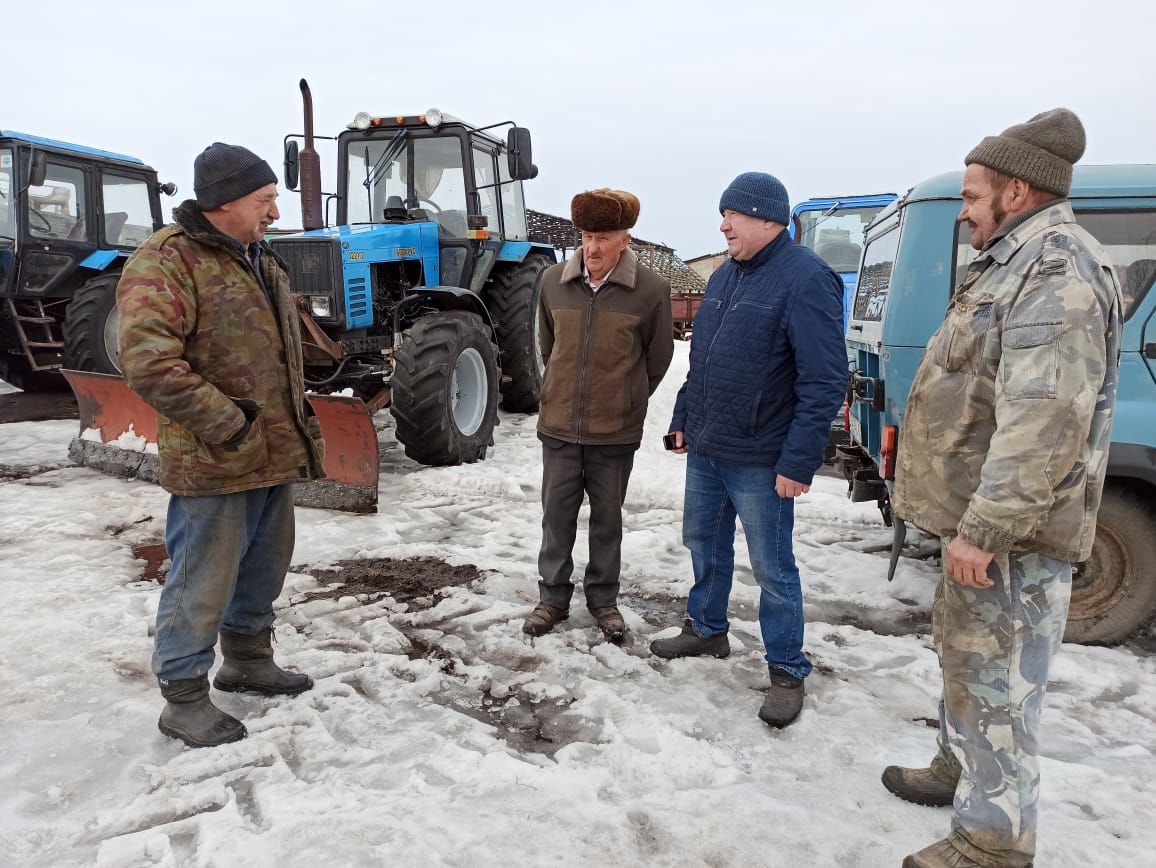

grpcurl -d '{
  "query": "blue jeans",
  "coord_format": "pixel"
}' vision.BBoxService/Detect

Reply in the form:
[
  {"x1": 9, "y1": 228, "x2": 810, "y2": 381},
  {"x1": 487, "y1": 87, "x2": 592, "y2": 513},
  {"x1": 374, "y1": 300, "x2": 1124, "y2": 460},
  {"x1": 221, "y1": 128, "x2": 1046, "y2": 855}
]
[
  {"x1": 153, "y1": 484, "x2": 296, "y2": 681},
  {"x1": 683, "y1": 453, "x2": 811, "y2": 678}
]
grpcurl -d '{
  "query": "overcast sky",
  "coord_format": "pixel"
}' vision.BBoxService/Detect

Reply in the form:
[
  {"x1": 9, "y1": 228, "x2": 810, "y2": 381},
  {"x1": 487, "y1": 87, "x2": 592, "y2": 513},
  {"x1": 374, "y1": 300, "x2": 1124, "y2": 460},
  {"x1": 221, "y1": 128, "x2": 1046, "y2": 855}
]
[{"x1": 6, "y1": 0, "x2": 1152, "y2": 257}]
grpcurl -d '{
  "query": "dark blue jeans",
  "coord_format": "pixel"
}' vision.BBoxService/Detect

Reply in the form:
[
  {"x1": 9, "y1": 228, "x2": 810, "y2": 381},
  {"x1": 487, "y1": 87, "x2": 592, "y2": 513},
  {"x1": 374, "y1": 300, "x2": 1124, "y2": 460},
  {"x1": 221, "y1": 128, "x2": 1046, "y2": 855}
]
[
  {"x1": 683, "y1": 453, "x2": 811, "y2": 678},
  {"x1": 153, "y1": 484, "x2": 296, "y2": 682}
]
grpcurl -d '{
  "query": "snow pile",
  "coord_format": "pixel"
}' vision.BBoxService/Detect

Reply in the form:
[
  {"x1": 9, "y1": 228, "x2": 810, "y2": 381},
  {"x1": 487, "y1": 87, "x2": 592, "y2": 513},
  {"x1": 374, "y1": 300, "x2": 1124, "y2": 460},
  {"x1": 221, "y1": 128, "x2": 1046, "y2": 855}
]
[
  {"x1": 79, "y1": 423, "x2": 156, "y2": 453},
  {"x1": 1, "y1": 345, "x2": 1153, "y2": 867}
]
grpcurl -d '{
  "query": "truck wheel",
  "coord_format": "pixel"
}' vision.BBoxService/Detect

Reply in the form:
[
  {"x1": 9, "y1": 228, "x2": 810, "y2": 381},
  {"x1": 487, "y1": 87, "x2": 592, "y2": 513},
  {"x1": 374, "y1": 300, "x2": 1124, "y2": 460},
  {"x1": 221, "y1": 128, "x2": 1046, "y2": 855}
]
[
  {"x1": 486, "y1": 255, "x2": 550, "y2": 413},
  {"x1": 1064, "y1": 486, "x2": 1156, "y2": 644},
  {"x1": 391, "y1": 311, "x2": 498, "y2": 465},
  {"x1": 63, "y1": 272, "x2": 121, "y2": 374},
  {"x1": 0, "y1": 355, "x2": 68, "y2": 392}
]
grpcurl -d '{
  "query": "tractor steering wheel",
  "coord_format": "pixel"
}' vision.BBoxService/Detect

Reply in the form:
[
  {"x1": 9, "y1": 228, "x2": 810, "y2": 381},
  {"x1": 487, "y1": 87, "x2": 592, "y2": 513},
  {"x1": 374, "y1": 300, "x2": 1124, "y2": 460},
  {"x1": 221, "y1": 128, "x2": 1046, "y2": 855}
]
[
  {"x1": 29, "y1": 209, "x2": 53, "y2": 234},
  {"x1": 414, "y1": 197, "x2": 442, "y2": 215}
]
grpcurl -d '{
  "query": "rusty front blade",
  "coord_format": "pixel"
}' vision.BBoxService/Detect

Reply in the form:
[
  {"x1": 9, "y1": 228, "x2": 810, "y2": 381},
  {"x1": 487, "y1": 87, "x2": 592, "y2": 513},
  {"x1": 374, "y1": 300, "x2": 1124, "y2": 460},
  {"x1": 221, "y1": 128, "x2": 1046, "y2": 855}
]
[
  {"x1": 61, "y1": 369, "x2": 158, "y2": 441},
  {"x1": 298, "y1": 393, "x2": 380, "y2": 512}
]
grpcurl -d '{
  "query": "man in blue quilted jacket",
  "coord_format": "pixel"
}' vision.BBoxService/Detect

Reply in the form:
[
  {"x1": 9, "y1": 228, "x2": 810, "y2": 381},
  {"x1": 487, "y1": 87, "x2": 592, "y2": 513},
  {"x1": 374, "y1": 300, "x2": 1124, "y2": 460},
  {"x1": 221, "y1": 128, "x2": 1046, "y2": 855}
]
[{"x1": 651, "y1": 172, "x2": 848, "y2": 728}]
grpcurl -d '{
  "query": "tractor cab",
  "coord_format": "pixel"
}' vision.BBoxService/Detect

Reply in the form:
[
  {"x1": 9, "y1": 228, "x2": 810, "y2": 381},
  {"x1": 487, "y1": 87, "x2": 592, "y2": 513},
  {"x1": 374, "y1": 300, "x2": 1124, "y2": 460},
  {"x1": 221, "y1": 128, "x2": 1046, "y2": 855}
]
[{"x1": 0, "y1": 131, "x2": 172, "y2": 390}]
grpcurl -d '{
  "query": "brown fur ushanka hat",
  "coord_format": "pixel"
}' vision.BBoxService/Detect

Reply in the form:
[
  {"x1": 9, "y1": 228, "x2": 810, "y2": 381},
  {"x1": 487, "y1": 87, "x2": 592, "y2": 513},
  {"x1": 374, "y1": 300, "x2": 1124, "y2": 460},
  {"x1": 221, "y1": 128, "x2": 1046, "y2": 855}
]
[{"x1": 571, "y1": 188, "x2": 640, "y2": 232}]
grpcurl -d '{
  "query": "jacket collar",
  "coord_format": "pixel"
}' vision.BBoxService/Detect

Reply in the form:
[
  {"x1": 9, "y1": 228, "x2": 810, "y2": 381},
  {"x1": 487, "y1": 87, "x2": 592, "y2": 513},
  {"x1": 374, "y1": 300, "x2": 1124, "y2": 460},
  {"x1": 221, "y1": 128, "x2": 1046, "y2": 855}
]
[
  {"x1": 172, "y1": 200, "x2": 276, "y2": 265},
  {"x1": 561, "y1": 245, "x2": 639, "y2": 289},
  {"x1": 982, "y1": 200, "x2": 1074, "y2": 266},
  {"x1": 732, "y1": 228, "x2": 790, "y2": 271}
]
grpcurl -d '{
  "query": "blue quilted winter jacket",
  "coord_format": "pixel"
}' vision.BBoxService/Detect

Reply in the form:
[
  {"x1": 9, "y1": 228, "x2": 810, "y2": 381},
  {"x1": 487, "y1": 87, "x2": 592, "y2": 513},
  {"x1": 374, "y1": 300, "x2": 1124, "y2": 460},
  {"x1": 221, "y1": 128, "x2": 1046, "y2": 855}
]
[{"x1": 670, "y1": 231, "x2": 848, "y2": 484}]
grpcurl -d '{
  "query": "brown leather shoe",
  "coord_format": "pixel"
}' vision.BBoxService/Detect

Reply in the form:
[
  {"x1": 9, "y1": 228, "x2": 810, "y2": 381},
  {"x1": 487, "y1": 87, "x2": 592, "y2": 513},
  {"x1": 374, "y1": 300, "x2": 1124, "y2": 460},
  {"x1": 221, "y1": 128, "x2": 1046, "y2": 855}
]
[
  {"x1": 882, "y1": 753, "x2": 961, "y2": 807},
  {"x1": 589, "y1": 606, "x2": 626, "y2": 644},
  {"x1": 902, "y1": 832, "x2": 1030, "y2": 868},
  {"x1": 522, "y1": 603, "x2": 569, "y2": 636}
]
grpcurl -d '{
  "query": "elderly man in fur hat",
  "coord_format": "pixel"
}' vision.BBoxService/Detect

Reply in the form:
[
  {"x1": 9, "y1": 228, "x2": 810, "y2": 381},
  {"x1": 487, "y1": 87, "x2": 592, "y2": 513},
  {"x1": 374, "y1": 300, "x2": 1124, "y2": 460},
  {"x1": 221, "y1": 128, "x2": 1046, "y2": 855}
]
[{"x1": 523, "y1": 189, "x2": 674, "y2": 643}]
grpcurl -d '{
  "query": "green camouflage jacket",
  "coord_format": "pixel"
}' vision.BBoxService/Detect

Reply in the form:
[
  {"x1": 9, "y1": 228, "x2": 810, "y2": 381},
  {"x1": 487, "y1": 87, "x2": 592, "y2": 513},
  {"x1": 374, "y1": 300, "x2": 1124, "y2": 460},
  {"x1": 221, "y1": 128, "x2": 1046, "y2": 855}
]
[
  {"x1": 116, "y1": 201, "x2": 324, "y2": 496},
  {"x1": 893, "y1": 201, "x2": 1122, "y2": 562}
]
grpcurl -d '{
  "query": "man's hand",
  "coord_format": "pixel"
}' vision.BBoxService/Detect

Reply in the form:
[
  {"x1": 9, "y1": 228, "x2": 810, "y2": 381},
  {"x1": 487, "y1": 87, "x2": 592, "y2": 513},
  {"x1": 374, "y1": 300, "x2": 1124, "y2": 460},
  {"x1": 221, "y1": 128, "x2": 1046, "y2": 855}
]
[
  {"x1": 775, "y1": 475, "x2": 810, "y2": 498},
  {"x1": 945, "y1": 536, "x2": 995, "y2": 589},
  {"x1": 668, "y1": 431, "x2": 688, "y2": 454}
]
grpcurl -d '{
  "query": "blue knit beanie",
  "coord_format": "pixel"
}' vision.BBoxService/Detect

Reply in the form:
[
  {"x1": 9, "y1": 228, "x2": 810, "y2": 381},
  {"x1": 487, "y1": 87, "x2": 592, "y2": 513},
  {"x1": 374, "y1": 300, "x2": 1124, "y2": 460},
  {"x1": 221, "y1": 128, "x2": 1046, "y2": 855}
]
[{"x1": 719, "y1": 172, "x2": 790, "y2": 225}]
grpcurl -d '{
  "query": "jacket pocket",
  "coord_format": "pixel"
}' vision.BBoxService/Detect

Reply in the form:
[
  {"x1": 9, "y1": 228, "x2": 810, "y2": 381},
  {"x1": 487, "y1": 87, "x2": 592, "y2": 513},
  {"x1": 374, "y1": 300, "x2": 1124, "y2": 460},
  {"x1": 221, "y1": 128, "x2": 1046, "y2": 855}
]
[
  {"x1": 305, "y1": 414, "x2": 326, "y2": 466},
  {"x1": 192, "y1": 417, "x2": 269, "y2": 480},
  {"x1": 1000, "y1": 320, "x2": 1061, "y2": 399},
  {"x1": 942, "y1": 302, "x2": 994, "y2": 374}
]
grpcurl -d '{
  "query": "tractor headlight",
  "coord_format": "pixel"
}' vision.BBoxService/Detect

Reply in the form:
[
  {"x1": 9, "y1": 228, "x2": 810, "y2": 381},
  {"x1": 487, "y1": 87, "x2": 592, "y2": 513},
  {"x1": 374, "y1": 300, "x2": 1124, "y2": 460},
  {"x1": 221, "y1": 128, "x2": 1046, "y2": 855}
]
[
  {"x1": 425, "y1": 108, "x2": 443, "y2": 129},
  {"x1": 309, "y1": 296, "x2": 333, "y2": 318},
  {"x1": 349, "y1": 111, "x2": 372, "y2": 131}
]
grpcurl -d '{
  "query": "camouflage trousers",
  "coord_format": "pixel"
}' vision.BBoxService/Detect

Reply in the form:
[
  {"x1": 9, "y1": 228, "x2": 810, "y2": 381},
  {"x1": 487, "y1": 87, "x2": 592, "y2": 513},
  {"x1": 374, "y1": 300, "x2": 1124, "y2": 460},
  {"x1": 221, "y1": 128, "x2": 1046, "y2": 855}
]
[{"x1": 932, "y1": 544, "x2": 1072, "y2": 866}]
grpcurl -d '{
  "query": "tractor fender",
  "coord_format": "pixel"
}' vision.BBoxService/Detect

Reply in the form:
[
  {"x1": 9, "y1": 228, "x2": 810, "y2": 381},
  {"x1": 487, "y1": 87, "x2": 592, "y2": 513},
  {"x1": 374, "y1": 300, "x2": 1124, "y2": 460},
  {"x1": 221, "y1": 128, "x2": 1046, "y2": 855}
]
[
  {"x1": 403, "y1": 286, "x2": 495, "y2": 331},
  {"x1": 495, "y1": 240, "x2": 557, "y2": 265}
]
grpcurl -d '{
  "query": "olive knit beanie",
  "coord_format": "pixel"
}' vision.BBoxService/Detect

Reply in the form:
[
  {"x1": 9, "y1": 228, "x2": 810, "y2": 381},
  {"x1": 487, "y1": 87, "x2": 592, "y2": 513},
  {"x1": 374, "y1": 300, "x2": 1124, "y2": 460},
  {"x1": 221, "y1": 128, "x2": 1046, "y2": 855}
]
[
  {"x1": 965, "y1": 108, "x2": 1086, "y2": 197},
  {"x1": 718, "y1": 172, "x2": 790, "y2": 225},
  {"x1": 194, "y1": 143, "x2": 277, "y2": 210}
]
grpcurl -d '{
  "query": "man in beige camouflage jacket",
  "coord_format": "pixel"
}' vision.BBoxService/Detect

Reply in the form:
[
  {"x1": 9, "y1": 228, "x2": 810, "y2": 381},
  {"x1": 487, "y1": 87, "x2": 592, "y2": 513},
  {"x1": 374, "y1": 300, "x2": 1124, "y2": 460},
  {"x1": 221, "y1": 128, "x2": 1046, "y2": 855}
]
[
  {"x1": 118, "y1": 143, "x2": 324, "y2": 749},
  {"x1": 881, "y1": 109, "x2": 1122, "y2": 868}
]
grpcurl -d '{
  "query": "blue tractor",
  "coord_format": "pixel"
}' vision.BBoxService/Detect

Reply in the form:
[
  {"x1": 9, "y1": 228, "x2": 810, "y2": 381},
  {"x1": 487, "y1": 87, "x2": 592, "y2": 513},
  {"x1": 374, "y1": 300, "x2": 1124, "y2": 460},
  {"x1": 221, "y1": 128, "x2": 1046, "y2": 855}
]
[
  {"x1": 0, "y1": 132, "x2": 175, "y2": 391},
  {"x1": 271, "y1": 81, "x2": 555, "y2": 467},
  {"x1": 789, "y1": 193, "x2": 897, "y2": 332}
]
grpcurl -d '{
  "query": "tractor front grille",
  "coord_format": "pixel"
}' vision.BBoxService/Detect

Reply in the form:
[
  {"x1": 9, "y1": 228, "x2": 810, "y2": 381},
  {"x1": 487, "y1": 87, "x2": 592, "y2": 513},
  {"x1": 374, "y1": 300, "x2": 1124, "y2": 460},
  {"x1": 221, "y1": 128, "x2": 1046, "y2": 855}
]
[{"x1": 269, "y1": 236, "x2": 343, "y2": 300}]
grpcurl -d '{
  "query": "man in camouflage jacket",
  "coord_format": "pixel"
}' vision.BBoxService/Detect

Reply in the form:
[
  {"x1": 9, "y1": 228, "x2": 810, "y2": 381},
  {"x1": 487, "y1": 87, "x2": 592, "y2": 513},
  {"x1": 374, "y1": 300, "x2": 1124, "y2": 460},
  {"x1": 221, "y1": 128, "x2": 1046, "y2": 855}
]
[
  {"x1": 118, "y1": 143, "x2": 324, "y2": 749},
  {"x1": 884, "y1": 111, "x2": 1122, "y2": 868}
]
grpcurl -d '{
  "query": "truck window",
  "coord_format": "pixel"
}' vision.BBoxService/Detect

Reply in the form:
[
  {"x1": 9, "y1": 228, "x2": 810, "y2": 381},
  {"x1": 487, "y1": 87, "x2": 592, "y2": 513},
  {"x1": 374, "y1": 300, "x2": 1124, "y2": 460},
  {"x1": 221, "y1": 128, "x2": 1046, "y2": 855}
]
[
  {"x1": 953, "y1": 210, "x2": 1156, "y2": 318},
  {"x1": 796, "y1": 206, "x2": 883, "y2": 273},
  {"x1": 852, "y1": 226, "x2": 899, "y2": 321}
]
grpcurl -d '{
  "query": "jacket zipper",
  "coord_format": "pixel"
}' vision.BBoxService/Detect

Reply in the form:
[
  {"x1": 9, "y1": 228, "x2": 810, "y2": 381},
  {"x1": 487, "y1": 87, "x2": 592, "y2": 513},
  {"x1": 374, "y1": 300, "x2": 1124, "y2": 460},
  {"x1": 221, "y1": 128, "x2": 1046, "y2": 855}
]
[
  {"x1": 702, "y1": 270, "x2": 743, "y2": 432},
  {"x1": 575, "y1": 287, "x2": 598, "y2": 443}
]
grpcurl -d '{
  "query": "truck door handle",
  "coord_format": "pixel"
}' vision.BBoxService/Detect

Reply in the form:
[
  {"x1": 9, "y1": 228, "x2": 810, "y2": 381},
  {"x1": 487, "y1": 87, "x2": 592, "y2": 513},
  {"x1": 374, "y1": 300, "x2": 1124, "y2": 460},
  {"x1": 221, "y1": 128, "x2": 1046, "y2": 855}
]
[{"x1": 1144, "y1": 342, "x2": 1156, "y2": 360}]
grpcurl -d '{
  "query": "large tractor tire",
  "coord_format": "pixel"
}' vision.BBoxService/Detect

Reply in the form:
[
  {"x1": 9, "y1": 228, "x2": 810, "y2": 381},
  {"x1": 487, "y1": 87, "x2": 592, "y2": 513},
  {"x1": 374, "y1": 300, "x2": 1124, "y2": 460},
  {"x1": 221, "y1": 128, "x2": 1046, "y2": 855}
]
[
  {"x1": 486, "y1": 254, "x2": 551, "y2": 413},
  {"x1": 1064, "y1": 485, "x2": 1156, "y2": 644},
  {"x1": 63, "y1": 272, "x2": 122, "y2": 375},
  {"x1": 391, "y1": 311, "x2": 499, "y2": 466},
  {"x1": 0, "y1": 354, "x2": 68, "y2": 393}
]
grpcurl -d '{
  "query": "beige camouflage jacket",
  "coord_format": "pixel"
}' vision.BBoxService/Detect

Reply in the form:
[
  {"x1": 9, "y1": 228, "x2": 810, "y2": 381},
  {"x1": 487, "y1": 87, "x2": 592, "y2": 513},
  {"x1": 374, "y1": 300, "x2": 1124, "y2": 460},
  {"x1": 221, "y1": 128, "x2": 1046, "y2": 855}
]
[
  {"x1": 893, "y1": 201, "x2": 1122, "y2": 562},
  {"x1": 117, "y1": 202, "x2": 324, "y2": 496}
]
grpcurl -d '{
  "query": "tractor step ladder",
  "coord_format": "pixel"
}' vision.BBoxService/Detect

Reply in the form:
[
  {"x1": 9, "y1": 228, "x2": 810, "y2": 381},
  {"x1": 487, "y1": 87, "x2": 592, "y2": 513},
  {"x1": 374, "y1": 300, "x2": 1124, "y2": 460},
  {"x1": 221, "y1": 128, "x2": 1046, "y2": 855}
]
[{"x1": 5, "y1": 298, "x2": 64, "y2": 370}]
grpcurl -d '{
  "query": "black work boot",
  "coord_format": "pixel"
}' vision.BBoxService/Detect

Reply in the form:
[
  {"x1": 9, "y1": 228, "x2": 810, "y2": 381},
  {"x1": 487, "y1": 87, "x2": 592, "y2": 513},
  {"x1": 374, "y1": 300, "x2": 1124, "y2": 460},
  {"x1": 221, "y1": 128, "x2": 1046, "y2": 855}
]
[
  {"x1": 882, "y1": 753, "x2": 961, "y2": 807},
  {"x1": 158, "y1": 675, "x2": 247, "y2": 748},
  {"x1": 757, "y1": 668, "x2": 805, "y2": 728},
  {"x1": 649, "y1": 619, "x2": 730, "y2": 659},
  {"x1": 522, "y1": 603, "x2": 569, "y2": 636},
  {"x1": 589, "y1": 605, "x2": 626, "y2": 644},
  {"x1": 213, "y1": 628, "x2": 314, "y2": 696}
]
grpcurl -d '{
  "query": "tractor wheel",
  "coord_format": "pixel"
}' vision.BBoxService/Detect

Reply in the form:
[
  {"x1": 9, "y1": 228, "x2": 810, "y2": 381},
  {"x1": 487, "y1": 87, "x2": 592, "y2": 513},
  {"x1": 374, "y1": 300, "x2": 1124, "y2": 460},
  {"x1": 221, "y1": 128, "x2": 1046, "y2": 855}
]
[
  {"x1": 1064, "y1": 486, "x2": 1156, "y2": 644},
  {"x1": 391, "y1": 311, "x2": 499, "y2": 466},
  {"x1": 0, "y1": 354, "x2": 68, "y2": 393},
  {"x1": 486, "y1": 254, "x2": 551, "y2": 413},
  {"x1": 63, "y1": 272, "x2": 122, "y2": 375}
]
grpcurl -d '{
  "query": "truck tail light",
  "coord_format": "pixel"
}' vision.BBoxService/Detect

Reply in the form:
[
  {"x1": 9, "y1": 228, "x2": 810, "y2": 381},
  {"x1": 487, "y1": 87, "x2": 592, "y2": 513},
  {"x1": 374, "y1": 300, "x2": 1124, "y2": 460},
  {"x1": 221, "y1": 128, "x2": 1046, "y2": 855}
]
[{"x1": 881, "y1": 424, "x2": 898, "y2": 480}]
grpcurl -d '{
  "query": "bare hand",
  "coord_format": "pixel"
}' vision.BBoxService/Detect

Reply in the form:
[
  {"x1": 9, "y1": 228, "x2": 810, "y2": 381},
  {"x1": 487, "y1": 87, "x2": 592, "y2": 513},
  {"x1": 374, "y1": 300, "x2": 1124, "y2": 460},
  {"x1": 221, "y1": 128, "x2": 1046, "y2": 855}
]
[
  {"x1": 945, "y1": 536, "x2": 995, "y2": 589},
  {"x1": 775, "y1": 475, "x2": 810, "y2": 498},
  {"x1": 669, "y1": 431, "x2": 688, "y2": 454}
]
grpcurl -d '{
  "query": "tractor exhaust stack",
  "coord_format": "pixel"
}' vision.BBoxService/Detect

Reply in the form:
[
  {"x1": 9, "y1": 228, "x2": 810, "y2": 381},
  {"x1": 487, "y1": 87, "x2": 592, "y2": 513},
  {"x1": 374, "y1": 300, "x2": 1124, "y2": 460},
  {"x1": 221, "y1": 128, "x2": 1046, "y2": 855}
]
[{"x1": 299, "y1": 78, "x2": 324, "y2": 231}]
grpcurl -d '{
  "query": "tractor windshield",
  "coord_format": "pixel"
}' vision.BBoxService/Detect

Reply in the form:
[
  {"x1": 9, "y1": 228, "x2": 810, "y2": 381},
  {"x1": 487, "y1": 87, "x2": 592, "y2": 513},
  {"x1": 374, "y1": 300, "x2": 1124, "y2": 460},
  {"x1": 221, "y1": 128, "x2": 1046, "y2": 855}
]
[
  {"x1": 0, "y1": 148, "x2": 14, "y2": 239},
  {"x1": 796, "y1": 205, "x2": 885, "y2": 273},
  {"x1": 346, "y1": 134, "x2": 468, "y2": 236}
]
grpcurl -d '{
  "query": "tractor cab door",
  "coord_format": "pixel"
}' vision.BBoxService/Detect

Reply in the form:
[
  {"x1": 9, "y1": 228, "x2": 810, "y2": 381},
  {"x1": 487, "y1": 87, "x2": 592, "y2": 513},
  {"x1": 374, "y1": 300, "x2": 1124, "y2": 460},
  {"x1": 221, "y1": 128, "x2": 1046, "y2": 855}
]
[
  {"x1": 97, "y1": 168, "x2": 160, "y2": 249},
  {"x1": 16, "y1": 150, "x2": 96, "y2": 296},
  {"x1": 0, "y1": 145, "x2": 15, "y2": 294}
]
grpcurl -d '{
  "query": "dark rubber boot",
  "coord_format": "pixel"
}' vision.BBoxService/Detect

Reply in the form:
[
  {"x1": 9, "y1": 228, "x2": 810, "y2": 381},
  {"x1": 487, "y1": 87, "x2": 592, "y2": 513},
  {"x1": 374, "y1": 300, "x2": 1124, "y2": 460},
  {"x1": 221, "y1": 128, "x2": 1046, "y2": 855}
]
[
  {"x1": 882, "y1": 753, "x2": 961, "y2": 807},
  {"x1": 213, "y1": 628, "x2": 313, "y2": 696},
  {"x1": 522, "y1": 603, "x2": 569, "y2": 636},
  {"x1": 589, "y1": 606, "x2": 626, "y2": 644},
  {"x1": 158, "y1": 675, "x2": 246, "y2": 748},
  {"x1": 649, "y1": 620, "x2": 730, "y2": 659},
  {"x1": 757, "y1": 668, "x2": 805, "y2": 728},
  {"x1": 902, "y1": 832, "x2": 1029, "y2": 867}
]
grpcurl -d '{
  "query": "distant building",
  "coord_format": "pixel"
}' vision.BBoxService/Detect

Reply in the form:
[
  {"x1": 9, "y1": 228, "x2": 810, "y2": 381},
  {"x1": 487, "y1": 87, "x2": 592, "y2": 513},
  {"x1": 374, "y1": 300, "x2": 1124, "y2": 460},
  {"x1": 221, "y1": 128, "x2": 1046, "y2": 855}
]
[{"x1": 684, "y1": 251, "x2": 729, "y2": 282}]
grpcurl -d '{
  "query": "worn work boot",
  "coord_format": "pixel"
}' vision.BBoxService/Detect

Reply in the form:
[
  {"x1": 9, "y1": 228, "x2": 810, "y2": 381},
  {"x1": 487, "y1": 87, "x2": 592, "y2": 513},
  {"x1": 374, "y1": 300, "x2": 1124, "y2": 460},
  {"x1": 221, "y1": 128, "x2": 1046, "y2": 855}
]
[
  {"x1": 649, "y1": 620, "x2": 730, "y2": 659},
  {"x1": 522, "y1": 603, "x2": 569, "y2": 636},
  {"x1": 213, "y1": 628, "x2": 314, "y2": 696},
  {"x1": 757, "y1": 668, "x2": 805, "y2": 728},
  {"x1": 902, "y1": 832, "x2": 1027, "y2": 867},
  {"x1": 158, "y1": 675, "x2": 247, "y2": 748},
  {"x1": 882, "y1": 754, "x2": 961, "y2": 807},
  {"x1": 589, "y1": 606, "x2": 626, "y2": 644}
]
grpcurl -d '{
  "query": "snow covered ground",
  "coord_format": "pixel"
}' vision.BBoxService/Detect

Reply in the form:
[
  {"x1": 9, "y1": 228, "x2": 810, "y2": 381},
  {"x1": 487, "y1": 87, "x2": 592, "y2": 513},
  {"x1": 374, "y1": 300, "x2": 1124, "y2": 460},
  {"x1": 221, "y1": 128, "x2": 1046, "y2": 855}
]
[{"x1": 1, "y1": 345, "x2": 1154, "y2": 868}]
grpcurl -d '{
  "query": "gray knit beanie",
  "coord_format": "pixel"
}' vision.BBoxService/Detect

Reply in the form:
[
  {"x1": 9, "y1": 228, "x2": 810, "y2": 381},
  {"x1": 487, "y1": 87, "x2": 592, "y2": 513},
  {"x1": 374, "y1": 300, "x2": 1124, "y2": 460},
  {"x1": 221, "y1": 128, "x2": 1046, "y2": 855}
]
[
  {"x1": 964, "y1": 108, "x2": 1086, "y2": 197},
  {"x1": 719, "y1": 172, "x2": 790, "y2": 225},
  {"x1": 194, "y1": 143, "x2": 277, "y2": 210}
]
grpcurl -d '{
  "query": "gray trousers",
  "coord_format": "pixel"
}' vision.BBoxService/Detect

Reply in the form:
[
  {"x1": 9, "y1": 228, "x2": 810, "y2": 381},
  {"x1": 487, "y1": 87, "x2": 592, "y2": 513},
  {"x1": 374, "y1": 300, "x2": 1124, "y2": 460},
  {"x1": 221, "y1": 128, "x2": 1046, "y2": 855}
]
[
  {"x1": 933, "y1": 543, "x2": 1072, "y2": 866},
  {"x1": 538, "y1": 437, "x2": 637, "y2": 609}
]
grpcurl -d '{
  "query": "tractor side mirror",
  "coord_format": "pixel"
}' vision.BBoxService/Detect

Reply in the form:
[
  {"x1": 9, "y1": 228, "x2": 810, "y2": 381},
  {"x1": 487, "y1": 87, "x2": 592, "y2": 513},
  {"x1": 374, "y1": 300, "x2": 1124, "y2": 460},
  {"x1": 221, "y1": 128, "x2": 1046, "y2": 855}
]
[
  {"x1": 284, "y1": 140, "x2": 300, "y2": 190},
  {"x1": 27, "y1": 150, "x2": 47, "y2": 189},
  {"x1": 158, "y1": 182, "x2": 178, "y2": 197},
  {"x1": 507, "y1": 127, "x2": 534, "y2": 181}
]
